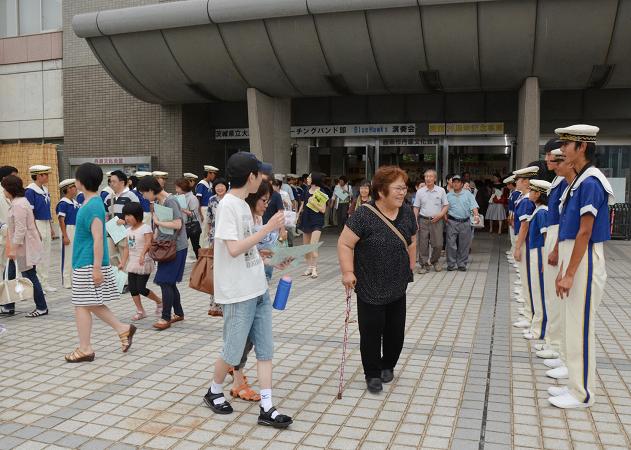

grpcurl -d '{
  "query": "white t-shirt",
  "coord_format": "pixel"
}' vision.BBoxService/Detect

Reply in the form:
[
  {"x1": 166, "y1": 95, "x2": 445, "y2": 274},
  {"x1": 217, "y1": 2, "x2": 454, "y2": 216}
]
[{"x1": 213, "y1": 193, "x2": 267, "y2": 304}]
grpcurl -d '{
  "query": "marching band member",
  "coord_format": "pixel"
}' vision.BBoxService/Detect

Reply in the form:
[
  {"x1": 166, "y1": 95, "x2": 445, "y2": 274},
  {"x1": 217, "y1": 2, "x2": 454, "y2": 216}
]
[
  {"x1": 184, "y1": 172, "x2": 199, "y2": 189},
  {"x1": 197, "y1": 165, "x2": 219, "y2": 248},
  {"x1": 152, "y1": 171, "x2": 169, "y2": 188},
  {"x1": 56, "y1": 179, "x2": 80, "y2": 289},
  {"x1": 505, "y1": 175, "x2": 519, "y2": 268},
  {"x1": 511, "y1": 167, "x2": 538, "y2": 328},
  {"x1": 25, "y1": 165, "x2": 56, "y2": 293},
  {"x1": 523, "y1": 180, "x2": 551, "y2": 340},
  {"x1": 549, "y1": 124, "x2": 614, "y2": 409}
]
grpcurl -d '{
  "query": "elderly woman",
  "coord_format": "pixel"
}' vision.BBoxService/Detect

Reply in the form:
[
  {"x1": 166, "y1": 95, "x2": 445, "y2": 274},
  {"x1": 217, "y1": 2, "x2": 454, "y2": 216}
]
[
  {"x1": 338, "y1": 166, "x2": 417, "y2": 394},
  {"x1": 1, "y1": 175, "x2": 48, "y2": 317}
]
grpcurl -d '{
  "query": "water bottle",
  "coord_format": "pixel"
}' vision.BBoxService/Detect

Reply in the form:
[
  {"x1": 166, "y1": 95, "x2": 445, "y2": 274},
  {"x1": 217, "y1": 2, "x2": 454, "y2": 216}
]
[{"x1": 273, "y1": 276, "x2": 292, "y2": 310}]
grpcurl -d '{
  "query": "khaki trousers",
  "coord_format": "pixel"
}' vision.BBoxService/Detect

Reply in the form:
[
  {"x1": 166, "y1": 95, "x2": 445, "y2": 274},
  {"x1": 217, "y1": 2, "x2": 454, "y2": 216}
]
[
  {"x1": 518, "y1": 241, "x2": 532, "y2": 321},
  {"x1": 61, "y1": 225, "x2": 75, "y2": 288},
  {"x1": 528, "y1": 246, "x2": 547, "y2": 339},
  {"x1": 417, "y1": 217, "x2": 444, "y2": 266},
  {"x1": 35, "y1": 220, "x2": 52, "y2": 289},
  {"x1": 543, "y1": 225, "x2": 564, "y2": 359},
  {"x1": 559, "y1": 240, "x2": 606, "y2": 406}
]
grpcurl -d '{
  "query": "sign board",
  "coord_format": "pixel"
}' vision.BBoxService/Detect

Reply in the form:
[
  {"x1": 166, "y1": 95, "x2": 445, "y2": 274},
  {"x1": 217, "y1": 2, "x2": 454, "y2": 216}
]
[
  {"x1": 69, "y1": 156, "x2": 151, "y2": 165},
  {"x1": 380, "y1": 137, "x2": 440, "y2": 146},
  {"x1": 429, "y1": 122, "x2": 504, "y2": 136},
  {"x1": 214, "y1": 128, "x2": 249, "y2": 140},
  {"x1": 291, "y1": 124, "x2": 415, "y2": 138}
]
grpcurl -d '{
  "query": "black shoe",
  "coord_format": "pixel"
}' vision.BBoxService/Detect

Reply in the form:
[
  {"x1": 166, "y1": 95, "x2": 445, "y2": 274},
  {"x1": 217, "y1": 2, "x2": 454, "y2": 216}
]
[
  {"x1": 447, "y1": 266, "x2": 457, "y2": 271},
  {"x1": 366, "y1": 377, "x2": 383, "y2": 394},
  {"x1": 458, "y1": 267, "x2": 467, "y2": 272},
  {"x1": 258, "y1": 407, "x2": 293, "y2": 429},
  {"x1": 0, "y1": 308, "x2": 15, "y2": 316},
  {"x1": 381, "y1": 369, "x2": 394, "y2": 383},
  {"x1": 203, "y1": 392, "x2": 233, "y2": 415}
]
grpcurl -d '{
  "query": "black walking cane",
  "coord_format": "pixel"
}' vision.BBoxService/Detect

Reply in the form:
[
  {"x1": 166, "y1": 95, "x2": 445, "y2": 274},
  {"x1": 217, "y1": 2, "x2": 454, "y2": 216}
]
[{"x1": 337, "y1": 288, "x2": 353, "y2": 399}]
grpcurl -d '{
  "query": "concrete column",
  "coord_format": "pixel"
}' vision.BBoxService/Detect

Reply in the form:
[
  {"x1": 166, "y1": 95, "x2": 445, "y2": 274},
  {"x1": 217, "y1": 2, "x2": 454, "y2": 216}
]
[
  {"x1": 247, "y1": 88, "x2": 291, "y2": 174},
  {"x1": 295, "y1": 138, "x2": 311, "y2": 176},
  {"x1": 517, "y1": 77, "x2": 540, "y2": 168}
]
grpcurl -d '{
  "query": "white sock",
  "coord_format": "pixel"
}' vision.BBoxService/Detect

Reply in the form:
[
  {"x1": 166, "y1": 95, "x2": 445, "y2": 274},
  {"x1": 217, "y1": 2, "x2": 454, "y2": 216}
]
[
  {"x1": 260, "y1": 389, "x2": 278, "y2": 418},
  {"x1": 210, "y1": 382, "x2": 225, "y2": 405}
]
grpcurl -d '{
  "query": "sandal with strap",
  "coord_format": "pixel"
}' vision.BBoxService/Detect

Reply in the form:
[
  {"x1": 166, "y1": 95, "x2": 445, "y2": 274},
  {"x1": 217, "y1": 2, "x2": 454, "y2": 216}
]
[
  {"x1": 65, "y1": 348, "x2": 95, "y2": 363},
  {"x1": 26, "y1": 309, "x2": 48, "y2": 318},
  {"x1": 203, "y1": 392, "x2": 233, "y2": 415},
  {"x1": 226, "y1": 368, "x2": 248, "y2": 384},
  {"x1": 119, "y1": 324, "x2": 137, "y2": 353},
  {"x1": 132, "y1": 311, "x2": 147, "y2": 321},
  {"x1": 230, "y1": 383, "x2": 260, "y2": 401},
  {"x1": 257, "y1": 406, "x2": 293, "y2": 428}
]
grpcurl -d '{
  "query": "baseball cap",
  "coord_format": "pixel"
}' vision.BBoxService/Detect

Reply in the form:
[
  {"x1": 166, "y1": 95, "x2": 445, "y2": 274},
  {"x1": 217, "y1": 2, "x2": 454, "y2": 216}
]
[
  {"x1": 452, "y1": 174, "x2": 462, "y2": 181},
  {"x1": 227, "y1": 152, "x2": 263, "y2": 179}
]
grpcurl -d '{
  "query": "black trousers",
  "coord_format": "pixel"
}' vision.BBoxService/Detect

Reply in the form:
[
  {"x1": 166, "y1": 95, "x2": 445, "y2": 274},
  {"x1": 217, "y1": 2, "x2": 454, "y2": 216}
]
[
  {"x1": 160, "y1": 283, "x2": 183, "y2": 321},
  {"x1": 128, "y1": 273, "x2": 150, "y2": 297},
  {"x1": 357, "y1": 295, "x2": 406, "y2": 379}
]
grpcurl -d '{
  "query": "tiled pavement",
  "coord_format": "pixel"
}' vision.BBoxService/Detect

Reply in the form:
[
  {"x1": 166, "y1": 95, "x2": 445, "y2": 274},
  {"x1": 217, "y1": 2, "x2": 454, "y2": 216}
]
[{"x1": 1, "y1": 232, "x2": 631, "y2": 449}]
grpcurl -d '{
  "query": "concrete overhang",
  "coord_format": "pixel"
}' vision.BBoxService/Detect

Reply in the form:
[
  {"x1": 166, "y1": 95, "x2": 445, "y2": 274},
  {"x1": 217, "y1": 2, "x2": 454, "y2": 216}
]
[{"x1": 73, "y1": 0, "x2": 631, "y2": 104}]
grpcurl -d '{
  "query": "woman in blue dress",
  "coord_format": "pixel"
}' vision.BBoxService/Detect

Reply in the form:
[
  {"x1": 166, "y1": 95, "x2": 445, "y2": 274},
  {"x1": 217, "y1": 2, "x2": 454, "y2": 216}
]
[{"x1": 298, "y1": 172, "x2": 327, "y2": 279}]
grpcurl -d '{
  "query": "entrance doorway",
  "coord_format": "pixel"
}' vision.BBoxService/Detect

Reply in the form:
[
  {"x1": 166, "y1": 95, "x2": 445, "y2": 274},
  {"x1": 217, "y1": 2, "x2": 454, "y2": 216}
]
[{"x1": 447, "y1": 145, "x2": 512, "y2": 181}]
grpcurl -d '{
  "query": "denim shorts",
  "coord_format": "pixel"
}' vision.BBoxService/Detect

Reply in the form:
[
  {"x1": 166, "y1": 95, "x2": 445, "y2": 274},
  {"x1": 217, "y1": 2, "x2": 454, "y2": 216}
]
[{"x1": 221, "y1": 291, "x2": 274, "y2": 366}]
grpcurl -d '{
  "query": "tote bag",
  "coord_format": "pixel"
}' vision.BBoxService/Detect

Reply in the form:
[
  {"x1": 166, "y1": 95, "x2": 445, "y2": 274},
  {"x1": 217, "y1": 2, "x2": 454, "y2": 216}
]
[
  {"x1": 189, "y1": 247, "x2": 214, "y2": 294},
  {"x1": 0, "y1": 261, "x2": 34, "y2": 305}
]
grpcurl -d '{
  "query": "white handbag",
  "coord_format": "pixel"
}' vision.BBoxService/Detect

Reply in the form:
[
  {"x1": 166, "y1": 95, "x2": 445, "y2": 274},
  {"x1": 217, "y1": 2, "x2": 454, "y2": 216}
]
[
  {"x1": 470, "y1": 214, "x2": 485, "y2": 229},
  {"x1": 0, "y1": 260, "x2": 34, "y2": 305}
]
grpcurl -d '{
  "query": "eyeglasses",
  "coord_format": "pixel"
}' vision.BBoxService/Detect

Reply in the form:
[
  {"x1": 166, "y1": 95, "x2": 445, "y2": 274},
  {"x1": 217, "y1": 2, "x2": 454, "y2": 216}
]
[{"x1": 391, "y1": 186, "x2": 408, "y2": 193}]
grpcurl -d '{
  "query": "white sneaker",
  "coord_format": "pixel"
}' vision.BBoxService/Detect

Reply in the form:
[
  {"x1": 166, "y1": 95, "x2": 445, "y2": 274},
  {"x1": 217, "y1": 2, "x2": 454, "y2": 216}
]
[
  {"x1": 513, "y1": 288, "x2": 522, "y2": 295},
  {"x1": 546, "y1": 366, "x2": 569, "y2": 379},
  {"x1": 523, "y1": 332, "x2": 536, "y2": 340},
  {"x1": 303, "y1": 268, "x2": 313, "y2": 277},
  {"x1": 45, "y1": 286, "x2": 58, "y2": 293},
  {"x1": 544, "y1": 358, "x2": 564, "y2": 369},
  {"x1": 549, "y1": 392, "x2": 588, "y2": 409},
  {"x1": 517, "y1": 308, "x2": 525, "y2": 314},
  {"x1": 534, "y1": 343, "x2": 546, "y2": 351},
  {"x1": 514, "y1": 298, "x2": 525, "y2": 304},
  {"x1": 536, "y1": 349, "x2": 560, "y2": 359},
  {"x1": 513, "y1": 319, "x2": 530, "y2": 328},
  {"x1": 505, "y1": 250, "x2": 511, "y2": 255},
  {"x1": 548, "y1": 386, "x2": 569, "y2": 397},
  {"x1": 513, "y1": 280, "x2": 521, "y2": 286}
]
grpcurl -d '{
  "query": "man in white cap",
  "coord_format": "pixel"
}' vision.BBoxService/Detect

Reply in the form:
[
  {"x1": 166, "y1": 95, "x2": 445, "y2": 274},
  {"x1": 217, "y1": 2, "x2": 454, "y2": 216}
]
[
  {"x1": 25, "y1": 165, "x2": 56, "y2": 292},
  {"x1": 197, "y1": 165, "x2": 219, "y2": 248},
  {"x1": 152, "y1": 171, "x2": 169, "y2": 188},
  {"x1": 184, "y1": 172, "x2": 199, "y2": 189},
  {"x1": 511, "y1": 166, "x2": 539, "y2": 329},
  {"x1": 55, "y1": 179, "x2": 80, "y2": 289},
  {"x1": 549, "y1": 124, "x2": 614, "y2": 409}
]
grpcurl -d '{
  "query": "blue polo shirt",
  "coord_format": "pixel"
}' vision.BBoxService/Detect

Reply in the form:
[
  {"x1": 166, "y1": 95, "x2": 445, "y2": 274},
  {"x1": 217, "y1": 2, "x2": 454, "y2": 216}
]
[
  {"x1": 55, "y1": 198, "x2": 80, "y2": 226},
  {"x1": 546, "y1": 178, "x2": 567, "y2": 228},
  {"x1": 195, "y1": 180, "x2": 212, "y2": 207},
  {"x1": 528, "y1": 206, "x2": 548, "y2": 249},
  {"x1": 514, "y1": 195, "x2": 535, "y2": 235},
  {"x1": 446, "y1": 189, "x2": 479, "y2": 220},
  {"x1": 25, "y1": 184, "x2": 52, "y2": 220},
  {"x1": 508, "y1": 189, "x2": 520, "y2": 214},
  {"x1": 559, "y1": 176, "x2": 611, "y2": 243}
]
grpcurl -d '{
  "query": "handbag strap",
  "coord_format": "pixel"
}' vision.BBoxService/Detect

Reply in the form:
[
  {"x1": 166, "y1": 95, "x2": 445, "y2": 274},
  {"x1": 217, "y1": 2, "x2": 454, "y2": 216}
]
[{"x1": 363, "y1": 204, "x2": 408, "y2": 250}]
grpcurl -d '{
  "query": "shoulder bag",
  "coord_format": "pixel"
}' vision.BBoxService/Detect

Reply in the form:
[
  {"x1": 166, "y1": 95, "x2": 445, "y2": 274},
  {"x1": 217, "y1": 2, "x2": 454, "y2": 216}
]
[
  {"x1": 0, "y1": 260, "x2": 34, "y2": 306},
  {"x1": 189, "y1": 247, "x2": 214, "y2": 294},
  {"x1": 149, "y1": 196, "x2": 178, "y2": 262}
]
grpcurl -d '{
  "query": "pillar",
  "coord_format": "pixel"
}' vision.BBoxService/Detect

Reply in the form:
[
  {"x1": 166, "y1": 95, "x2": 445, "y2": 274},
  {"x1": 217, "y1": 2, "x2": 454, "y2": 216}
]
[
  {"x1": 517, "y1": 77, "x2": 540, "y2": 168},
  {"x1": 295, "y1": 138, "x2": 311, "y2": 176},
  {"x1": 247, "y1": 88, "x2": 291, "y2": 174}
]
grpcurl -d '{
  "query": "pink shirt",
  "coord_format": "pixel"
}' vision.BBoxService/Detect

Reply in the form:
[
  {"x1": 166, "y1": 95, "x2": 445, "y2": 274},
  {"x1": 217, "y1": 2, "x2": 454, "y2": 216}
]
[
  {"x1": 8, "y1": 197, "x2": 43, "y2": 270},
  {"x1": 125, "y1": 224, "x2": 154, "y2": 275}
]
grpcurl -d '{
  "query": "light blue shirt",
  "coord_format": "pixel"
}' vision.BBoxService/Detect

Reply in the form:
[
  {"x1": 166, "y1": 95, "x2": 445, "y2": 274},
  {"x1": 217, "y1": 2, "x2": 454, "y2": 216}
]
[{"x1": 447, "y1": 190, "x2": 479, "y2": 220}]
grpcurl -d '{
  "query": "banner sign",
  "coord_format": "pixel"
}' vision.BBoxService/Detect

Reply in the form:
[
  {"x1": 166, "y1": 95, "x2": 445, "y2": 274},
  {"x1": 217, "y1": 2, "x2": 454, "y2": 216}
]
[
  {"x1": 380, "y1": 137, "x2": 440, "y2": 146},
  {"x1": 214, "y1": 128, "x2": 250, "y2": 140},
  {"x1": 429, "y1": 122, "x2": 504, "y2": 136},
  {"x1": 291, "y1": 124, "x2": 415, "y2": 138}
]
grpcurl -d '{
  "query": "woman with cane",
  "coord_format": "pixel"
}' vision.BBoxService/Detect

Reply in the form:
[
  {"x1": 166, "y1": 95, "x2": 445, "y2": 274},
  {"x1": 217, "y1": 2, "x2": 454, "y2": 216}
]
[{"x1": 337, "y1": 167, "x2": 417, "y2": 394}]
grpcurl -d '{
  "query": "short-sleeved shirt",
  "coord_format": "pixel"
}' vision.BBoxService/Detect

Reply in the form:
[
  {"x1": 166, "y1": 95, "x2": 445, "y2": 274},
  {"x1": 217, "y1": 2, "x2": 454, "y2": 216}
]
[
  {"x1": 514, "y1": 195, "x2": 535, "y2": 235},
  {"x1": 25, "y1": 184, "x2": 52, "y2": 220},
  {"x1": 73, "y1": 196, "x2": 110, "y2": 269},
  {"x1": 56, "y1": 198, "x2": 80, "y2": 226},
  {"x1": 446, "y1": 190, "x2": 479, "y2": 220},
  {"x1": 346, "y1": 203, "x2": 417, "y2": 305},
  {"x1": 156, "y1": 195, "x2": 189, "y2": 251},
  {"x1": 213, "y1": 193, "x2": 267, "y2": 304},
  {"x1": 281, "y1": 183, "x2": 295, "y2": 202},
  {"x1": 195, "y1": 180, "x2": 212, "y2": 207},
  {"x1": 559, "y1": 176, "x2": 611, "y2": 243},
  {"x1": 527, "y1": 206, "x2": 548, "y2": 249},
  {"x1": 262, "y1": 191, "x2": 284, "y2": 224},
  {"x1": 109, "y1": 188, "x2": 139, "y2": 220},
  {"x1": 413, "y1": 185, "x2": 448, "y2": 218},
  {"x1": 508, "y1": 189, "x2": 520, "y2": 214},
  {"x1": 126, "y1": 224, "x2": 154, "y2": 274},
  {"x1": 547, "y1": 178, "x2": 567, "y2": 228},
  {"x1": 206, "y1": 194, "x2": 222, "y2": 244},
  {"x1": 184, "y1": 191, "x2": 201, "y2": 222}
]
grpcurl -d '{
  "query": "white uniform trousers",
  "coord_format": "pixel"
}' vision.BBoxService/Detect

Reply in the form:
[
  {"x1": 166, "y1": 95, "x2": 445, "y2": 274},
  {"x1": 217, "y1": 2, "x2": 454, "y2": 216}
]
[
  {"x1": 61, "y1": 225, "x2": 75, "y2": 288},
  {"x1": 509, "y1": 222, "x2": 516, "y2": 254},
  {"x1": 559, "y1": 239, "x2": 606, "y2": 406},
  {"x1": 528, "y1": 246, "x2": 547, "y2": 339},
  {"x1": 518, "y1": 241, "x2": 533, "y2": 321},
  {"x1": 199, "y1": 206, "x2": 210, "y2": 248},
  {"x1": 543, "y1": 225, "x2": 564, "y2": 359},
  {"x1": 35, "y1": 220, "x2": 52, "y2": 289}
]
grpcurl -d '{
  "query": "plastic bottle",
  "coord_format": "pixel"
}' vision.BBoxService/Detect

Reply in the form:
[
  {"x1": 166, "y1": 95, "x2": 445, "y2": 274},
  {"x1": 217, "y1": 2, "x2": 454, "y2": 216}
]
[{"x1": 273, "y1": 276, "x2": 292, "y2": 310}]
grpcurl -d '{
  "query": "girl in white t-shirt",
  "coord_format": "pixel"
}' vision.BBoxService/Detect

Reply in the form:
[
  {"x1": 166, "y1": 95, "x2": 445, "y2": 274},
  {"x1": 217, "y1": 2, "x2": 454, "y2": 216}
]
[{"x1": 119, "y1": 203, "x2": 162, "y2": 320}]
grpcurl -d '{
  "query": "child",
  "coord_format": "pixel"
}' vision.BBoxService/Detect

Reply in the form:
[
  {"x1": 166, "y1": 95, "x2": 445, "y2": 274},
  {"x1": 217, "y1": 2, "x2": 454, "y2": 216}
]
[
  {"x1": 56, "y1": 179, "x2": 80, "y2": 289},
  {"x1": 204, "y1": 152, "x2": 292, "y2": 428},
  {"x1": 65, "y1": 163, "x2": 136, "y2": 363},
  {"x1": 119, "y1": 202, "x2": 162, "y2": 321}
]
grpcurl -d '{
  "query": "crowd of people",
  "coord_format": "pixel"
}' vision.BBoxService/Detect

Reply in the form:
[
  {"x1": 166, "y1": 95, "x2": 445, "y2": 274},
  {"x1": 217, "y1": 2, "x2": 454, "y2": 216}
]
[{"x1": 0, "y1": 123, "x2": 614, "y2": 429}]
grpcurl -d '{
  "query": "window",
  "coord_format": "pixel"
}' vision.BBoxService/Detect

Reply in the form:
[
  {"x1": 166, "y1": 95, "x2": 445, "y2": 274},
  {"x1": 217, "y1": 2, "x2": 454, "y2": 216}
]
[{"x1": 0, "y1": 0, "x2": 60, "y2": 38}]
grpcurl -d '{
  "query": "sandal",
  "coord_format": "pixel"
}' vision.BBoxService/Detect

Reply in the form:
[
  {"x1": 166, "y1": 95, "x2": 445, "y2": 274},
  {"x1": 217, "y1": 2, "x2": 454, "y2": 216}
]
[
  {"x1": 203, "y1": 392, "x2": 233, "y2": 415},
  {"x1": 119, "y1": 324, "x2": 137, "y2": 353},
  {"x1": 132, "y1": 311, "x2": 147, "y2": 321},
  {"x1": 257, "y1": 407, "x2": 293, "y2": 428},
  {"x1": 65, "y1": 348, "x2": 95, "y2": 363},
  {"x1": 26, "y1": 309, "x2": 48, "y2": 318},
  {"x1": 208, "y1": 309, "x2": 223, "y2": 317},
  {"x1": 230, "y1": 383, "x2": 260, "y2": 401},
  {"x1": 153, "y1": 320, "x2": 171, "y2": 330}
]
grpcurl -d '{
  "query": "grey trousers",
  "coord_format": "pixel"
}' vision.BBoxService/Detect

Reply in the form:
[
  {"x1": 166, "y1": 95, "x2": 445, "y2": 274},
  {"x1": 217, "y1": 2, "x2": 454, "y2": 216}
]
[
  {"x1": 446, "y1": 220, "x2": 473, "y2": 269},
  {"x1": 417, "y1": 218, "x2": 444, "y2": 266}
]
